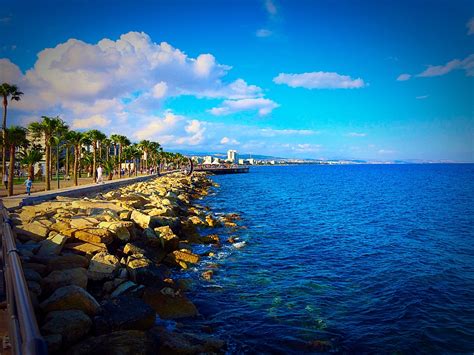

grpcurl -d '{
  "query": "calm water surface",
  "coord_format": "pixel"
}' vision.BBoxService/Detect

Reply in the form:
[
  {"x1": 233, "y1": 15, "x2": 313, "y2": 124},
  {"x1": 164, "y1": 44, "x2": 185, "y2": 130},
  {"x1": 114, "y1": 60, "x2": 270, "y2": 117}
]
[{"x1": 180, "y1": 164, "x2": 474, "y2": 353}]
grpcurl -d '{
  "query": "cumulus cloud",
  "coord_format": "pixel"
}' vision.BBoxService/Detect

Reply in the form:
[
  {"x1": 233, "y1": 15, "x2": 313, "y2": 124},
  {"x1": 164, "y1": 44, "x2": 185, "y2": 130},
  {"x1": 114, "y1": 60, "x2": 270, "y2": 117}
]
[
  {"x1": 346, "y1": 132, "x2": 366, "y2": 137},
  {"x1": 396, "y1": 73, "x2": 411, "y2": 81},
  {"x1": 220, "y1": 136, "x2": 240, "y2": 145},
  {"x1": 273, "y1": 71, "x2": 365, "y2": 89},
  {"x1": 209, "y1": 98, "x2": 279, "y2": 116},
  {"x1": 417, "y1": 54, "x2": 474, "y2": 77},
  {"x1": 416, "y1": 95, "x2": 429, "y2": 100},
  {"x1": 72, "y1": 114, "x2": 111, "y2": 129},
  {"x1": 0, "y1": 58, "x2": 22, "y2": 83},
  {"x1": 467, "y1": 17, "x2": 474, "y2": 35}
]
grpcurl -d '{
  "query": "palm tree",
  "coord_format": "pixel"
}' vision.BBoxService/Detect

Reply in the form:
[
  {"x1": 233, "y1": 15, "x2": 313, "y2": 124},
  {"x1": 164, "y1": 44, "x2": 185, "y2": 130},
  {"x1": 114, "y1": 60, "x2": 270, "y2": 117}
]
[
  {"x1": 85, "y1": 129, "x2": 106, "y2": 181},
  {"x1": 102, "y1": 138, "x2": 111, "y2": 163},
  {"x1": 117, "y1": 135, "x2": 131, "y2": 178},
  {"x1": 5, "y1": 126, "x2": 28, "y2": 196},
  {"x1": 110, "y1": 134, "x2": 121, "y2": 176},
  {"x1": 66, "y1": 131, "x2": 86, "y2": 186},
  {"x1": 20, "y1": 148, "x2": 43, "y2": 182},
  {"x1": 28, "y1": 116, "x2": 68, "y2": 191},
  {"x1": 1, "y1": 83, "x2": 23, "y2": 176},
  {"x1": 138, "y1": 140, "x2": 152, "y2": 171}
]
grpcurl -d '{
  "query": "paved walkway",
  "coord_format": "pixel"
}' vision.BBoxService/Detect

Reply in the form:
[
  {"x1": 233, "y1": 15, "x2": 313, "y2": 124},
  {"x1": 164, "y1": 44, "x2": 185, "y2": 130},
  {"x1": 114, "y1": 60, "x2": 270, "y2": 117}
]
[{"x1": 0, "y1": 173, "x2": 162, "y2": 210}]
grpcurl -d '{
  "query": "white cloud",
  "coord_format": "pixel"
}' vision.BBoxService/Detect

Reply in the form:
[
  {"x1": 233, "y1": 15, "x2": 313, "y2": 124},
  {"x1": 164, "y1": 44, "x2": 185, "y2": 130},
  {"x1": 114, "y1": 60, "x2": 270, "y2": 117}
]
[
  {"x1": 417, "y1": 54, "x2": 474, "y2": 77},
  {"x1": 346, "y1": 132, "x2": 366, "y2": 137},
  {"x1": 396, "y1": 73, "x2": 411, "y2": 81},
  {"x1": 209, "y1": 98, "x2": 279, "y2": 116},
  {"x1": 264, "y1": 0, "x2": 277, "y2": 16},
  {"x1": 259, "y1": 128, "x2": 318, "y2": 136},
  {"x1": 378, "y1": 149, "x2": 395, "y2": 154},
  {"x1": 0, "y1": 58, "x2": 22, "y2": 83},
  {"x1": 151, "y1": 81, "x2": 168, "y2": 98},
  {"x1": 416, "y1": 95, "x2": 429, "y2": 100},
  {"x1": 220, "y1": 136, "x2": 240, "y2": 145},
  {"x1": 256, "y1": 28, "x2": 273, "y2": 37},
  {"x1": 273, "y1": 71, "x2": 365, "y2": 89},
  {"x1": 72, "y1": 114, "x2": 111, "y2": 129},
  {"x1": 467, "y1": 17, "x2": 474, "y2": 35},
  {"x1": 293, "y1": 143, "x2": 322, "y2": 153}
]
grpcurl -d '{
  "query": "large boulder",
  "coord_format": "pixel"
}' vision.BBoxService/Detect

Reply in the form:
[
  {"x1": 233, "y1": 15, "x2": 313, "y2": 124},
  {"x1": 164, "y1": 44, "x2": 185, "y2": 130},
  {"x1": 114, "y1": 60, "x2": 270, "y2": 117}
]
[
  {"x1": 143, "y1": 287, "x2": 198, "y2": 319},
  {"x1": 93, "y1": 296, "x2": 155, "y2": 335},
  {"x1": 126, "y1": 255, "x2": 169, "y2": 287},
  {"x1": 88, "y1": 252, "x2": 120, "y2": 281},
  {"x1": 14, "y1": 222, "x2": 50, "y2": 241},
  {"x1": 97, "y1": 221, "x2": 132, "y2": 242},
  {"x1": 68, "y1": 330, "x2": 152, "y2": 355},
  {"x1": 42, "y1": 267, "x2": 88, "y2": 294},
  {"x1": 165, "y1": 249, "x2": 200, "y2": 268},
  {"x1": 64, "y1": 242, "x2": 106, "y2": 256},
  {"x1": 154, "y1": 226, "x2": 179, "y2": 252},
  {"x1": 40, "y1": 285, "x2": 101, "y2": 316},
  {"x1": 41, "y1": 310, "x2": 91, "y2": 347},
  {"x1": 130, "y1": 210, "x2": 161, "y2": 229},
  {"x1": 46, "y1": 254, "x2": 89, "y2": 271},
  {"x1": 37, "y1": 233, "x2": 68, "y2": 256},
  {"x1": 70, "y1": 216, "x2": 100, "y2": 229},
  {"x1": 123, "y1": 242, "x2": 167, "y2": 264},
  {"x1": 73, "y1": 228, "x2": 113, "y2": 245}
]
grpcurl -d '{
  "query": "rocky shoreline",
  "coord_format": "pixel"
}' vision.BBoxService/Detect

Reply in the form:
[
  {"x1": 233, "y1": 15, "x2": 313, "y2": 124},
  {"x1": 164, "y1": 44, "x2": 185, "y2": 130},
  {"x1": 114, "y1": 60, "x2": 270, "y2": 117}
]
[{"x1": 10, "y1": 172, "x2": 241, "y2": 354}]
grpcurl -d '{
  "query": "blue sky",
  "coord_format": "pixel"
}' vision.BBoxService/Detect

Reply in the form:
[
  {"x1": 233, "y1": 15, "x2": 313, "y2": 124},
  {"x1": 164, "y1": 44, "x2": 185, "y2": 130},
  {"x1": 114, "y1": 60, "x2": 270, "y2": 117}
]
[{"x1": 0, "y1": 0, "x2": 473, "y2": 161}]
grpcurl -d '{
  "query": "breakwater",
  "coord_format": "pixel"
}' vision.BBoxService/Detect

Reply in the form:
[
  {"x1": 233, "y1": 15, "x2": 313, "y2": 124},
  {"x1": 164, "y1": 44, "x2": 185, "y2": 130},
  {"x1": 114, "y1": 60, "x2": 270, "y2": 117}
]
[{"x1": 9, "y1": 172, "x2": 242, "y2": 353}]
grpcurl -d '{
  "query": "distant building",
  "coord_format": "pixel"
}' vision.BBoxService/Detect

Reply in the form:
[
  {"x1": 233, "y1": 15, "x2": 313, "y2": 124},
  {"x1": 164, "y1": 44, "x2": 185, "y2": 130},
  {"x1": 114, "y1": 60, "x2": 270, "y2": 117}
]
[
  {"x1": 238, "y1": 159, "x2": 245, "y2": 165},
  {"x1": 203, "y1": 156, "x2": 213, "y2": 164},
  {"x1": 227, "y1": 149, "x2": 237, "y2": 163},
  {"x1": 247, "y1": 158, "x2": 255, "y2": 165}
]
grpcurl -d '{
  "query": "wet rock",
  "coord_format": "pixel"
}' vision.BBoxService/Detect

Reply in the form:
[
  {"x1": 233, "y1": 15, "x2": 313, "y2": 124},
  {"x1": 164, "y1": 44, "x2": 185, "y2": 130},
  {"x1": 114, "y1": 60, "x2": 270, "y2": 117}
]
[
  {"x1": 46, "y1": 254, "x2": 89, "y2": 271},
  {"x1": 40, "y1": 285, "x2": 100, "y2": 316},
  {"x1": 42, "y1": 267, "x2": 88, "y2": 294},
  {"x1": 73, "y1": 228, "x2": 113, "y2": 245},
  {"x1": 68, "y1": 330, "x2": 152, "y2": 355},
  {"x1": 166, "y1": 249, "x2": 200, "y2": 269},
  {"x1": 148, "y1": 326, "x2": 226, "y2": 354},
  {"x1": 127, "y1": 256, "x2": 169, "y2": 287},
  {"x1": 88, "y1": 252, "x2": 120, "y2": 281},
  {"x1": 201, "y1": 270, "x2": 213, "y2": 280},
  {"x1": 37, "y1": 233, "x2": 68, "y2": 256},
  {"x1": 93, "y1": 296, "x2": 155, "y2": 334},
  {"x1": 110, "y1": 281, "x2": 141, "y2": 298},
  {"x1": 143, "y1": 287, "x2": 198, "y2": 319},
  {"x1": 41, "y1": 310, "x2": 91, "y2": 347}
]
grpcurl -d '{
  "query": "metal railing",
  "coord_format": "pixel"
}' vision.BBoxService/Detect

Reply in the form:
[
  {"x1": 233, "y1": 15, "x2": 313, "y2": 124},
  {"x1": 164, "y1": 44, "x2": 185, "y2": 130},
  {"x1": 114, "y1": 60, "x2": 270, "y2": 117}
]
[{"x1": 0, "y1": 201, "x2": 48, "y2": 355}]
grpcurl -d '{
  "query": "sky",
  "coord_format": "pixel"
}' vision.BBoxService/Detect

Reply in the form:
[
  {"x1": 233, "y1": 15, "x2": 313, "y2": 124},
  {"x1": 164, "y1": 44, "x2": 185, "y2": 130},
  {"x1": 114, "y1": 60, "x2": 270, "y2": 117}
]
[{"x1": 0, "y1": 0, "x2": 473, "y2": 161}]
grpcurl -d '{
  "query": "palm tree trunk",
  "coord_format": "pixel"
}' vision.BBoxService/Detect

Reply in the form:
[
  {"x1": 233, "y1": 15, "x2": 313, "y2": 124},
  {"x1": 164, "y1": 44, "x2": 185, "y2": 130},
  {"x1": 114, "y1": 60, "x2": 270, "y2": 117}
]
[
  {"x1": 74, "y1": 146, "x2": 79, "y2": 186},
  {"x1": 29, "y1": 164, "x2": 34, "y2": 182},
  {"x1": 2, "y1": 96, "x2": 7, "y2": 176},
  {"x1": 7, "y1": 145, "x2": 14, "y2": 196},
  {"x1": 92, "y1": 144, "x2": 97, "y2": 181},
  {"x1": 45, "y1": 142, "x2": 51, "y2": 190},
  {"x1": 49, "y1": 145, "x2": 53, "y2": 181},
  {"x1": 119, "y1": 146, "x2": 122, "y2": 178},
  {"x1": 65, "y1": 146, "x2": 69, "y2": 178}
]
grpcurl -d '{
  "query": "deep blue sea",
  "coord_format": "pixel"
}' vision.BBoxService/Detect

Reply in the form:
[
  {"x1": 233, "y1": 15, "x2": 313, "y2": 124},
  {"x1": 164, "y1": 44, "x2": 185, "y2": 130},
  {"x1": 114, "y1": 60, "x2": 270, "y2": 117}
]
[{"x1": 180, "y1": 164, "x2": 474, "y2": 353}]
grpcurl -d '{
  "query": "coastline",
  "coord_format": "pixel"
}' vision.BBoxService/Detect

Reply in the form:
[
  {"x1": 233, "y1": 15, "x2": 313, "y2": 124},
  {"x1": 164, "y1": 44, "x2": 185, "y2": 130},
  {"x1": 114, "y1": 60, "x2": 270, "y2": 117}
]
[{"x1": 8, "y1": 172, "x2": 241, "y2": 353}]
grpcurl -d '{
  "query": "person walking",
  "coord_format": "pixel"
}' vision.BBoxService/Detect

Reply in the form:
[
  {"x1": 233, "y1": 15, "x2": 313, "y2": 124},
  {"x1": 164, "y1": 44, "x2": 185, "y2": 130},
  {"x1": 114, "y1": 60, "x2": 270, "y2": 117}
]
[
  {"x1": 97, "y1": 164, "x2": 104, "y2": 184},
  {"x1": 24, "y1": 176, "x2": 33, "y2": 196}
]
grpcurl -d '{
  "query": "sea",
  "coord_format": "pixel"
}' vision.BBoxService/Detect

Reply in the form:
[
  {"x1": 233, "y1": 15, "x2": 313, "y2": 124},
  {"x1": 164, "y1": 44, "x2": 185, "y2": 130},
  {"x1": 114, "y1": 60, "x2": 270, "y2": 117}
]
[{"x1": 176, "y1": 164, "x2": 474, "y2": 353}]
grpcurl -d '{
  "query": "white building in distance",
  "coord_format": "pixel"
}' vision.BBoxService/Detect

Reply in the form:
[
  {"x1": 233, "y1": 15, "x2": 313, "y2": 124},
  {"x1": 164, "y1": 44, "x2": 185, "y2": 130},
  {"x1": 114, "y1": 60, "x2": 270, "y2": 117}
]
[{"x1": 227, "y1": 150, "x2": 237, "y2": 163}]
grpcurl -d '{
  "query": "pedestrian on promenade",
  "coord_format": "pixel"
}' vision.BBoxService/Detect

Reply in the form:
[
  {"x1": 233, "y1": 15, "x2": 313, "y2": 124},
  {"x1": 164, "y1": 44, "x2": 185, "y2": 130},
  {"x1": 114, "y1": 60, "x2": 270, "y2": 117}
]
[
  {"x1": 97, "y1": 164, "x2": 104, "y2": 184},
  {"x1": 3, "y1": 172, "x2": 8, "y2": 190},
  {"x1": 24, "y1": 176, "x2": 33, "y2": 196}
]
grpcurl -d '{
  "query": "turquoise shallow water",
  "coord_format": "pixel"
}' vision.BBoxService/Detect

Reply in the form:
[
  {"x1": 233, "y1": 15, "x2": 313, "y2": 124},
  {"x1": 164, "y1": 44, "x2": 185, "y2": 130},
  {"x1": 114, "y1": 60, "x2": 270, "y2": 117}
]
[{"x1": 181, "y1": 164, "x2": 474, "y2": 353}]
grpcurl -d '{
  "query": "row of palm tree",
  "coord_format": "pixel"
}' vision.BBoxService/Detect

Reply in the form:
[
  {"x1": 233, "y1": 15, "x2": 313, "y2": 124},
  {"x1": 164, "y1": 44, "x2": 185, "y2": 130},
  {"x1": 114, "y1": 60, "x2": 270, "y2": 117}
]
[{"x1": 0, "y1": 82, "x2": 191, "y2": 196}]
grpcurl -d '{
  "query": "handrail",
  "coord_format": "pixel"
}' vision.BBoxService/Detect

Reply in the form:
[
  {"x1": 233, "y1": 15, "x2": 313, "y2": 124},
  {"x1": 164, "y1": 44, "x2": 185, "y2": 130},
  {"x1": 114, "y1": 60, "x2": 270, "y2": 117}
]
[{"x1": 0, "y1": 201, "x2": 48, "y2": 355}]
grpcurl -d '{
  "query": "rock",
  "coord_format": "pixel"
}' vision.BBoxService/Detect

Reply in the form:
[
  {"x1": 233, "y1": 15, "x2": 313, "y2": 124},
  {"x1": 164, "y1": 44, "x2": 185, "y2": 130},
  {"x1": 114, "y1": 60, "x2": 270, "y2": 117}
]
[
  {"x1": 24, "y1": 269, "x2": 43, "y2": 283},
  {"x1": 44, "y1": 334, "x2": 62, "y2": 353},
  {"x1": 143, "y1": 287, "x2": 198, "y2": 319},
  {"x1": 68, "y1": 330, "x2": 152, "y2": 355},
  {"x1": 40, "y1": 285, "x2": 100, "y2": 316},
  {"x1": 50, "y1": 220, "x2": 71, "y2": 233},
  {"x1": 110, "y1": 281, "x2": 140, "y2": 298},
  {"x1": 97, "y1": 221, "x2": 132, "y2": 241},
  {"x1": 130, "y1": 210, "x2": 160, "y2": 229},
  {"x1": 93, "y1": 296, "x2": 155, "y2": 335},
  {"x1": 103, "y1": 278, "x2": 126, "y2": 294},
  {"x1": 119, "y1": 210, "x2": 132, "y2": 220},
  {"x1": 198, "y1": 234, "x2": 220, "y2": 245},
  {"x1": 14, "y1": 222, "x2": 50, "y2": 241},
  {"x1": 123, "y1": 242, "x2": 166, "y2": 264},
  {"x1": 127, "y1": 256, "x2": 168, "y2": 287},
  {"x1": 73, "y1": 228, "x2": 113, "y2": 245},
  {"x1": 70, "y1": 216, "x2": 100, "y2": 229},
  {"x1": 37, "y1": 233, "x2": 68, "y2": 256},
  {"x1": 167, "y1": 250, "x2": 200, "y2": 267},
  {"x1": 154, "y1": 226, "x2": 179, "y2": 252},
  {"x1": 201, "y1": 270, "x2": 213, "y2": 280},
  {"x1": 64, "y1": 242, "x2": 106, "y2": 255},
  {"x1": 42, "y1": 268, "x2": 88, "y2": 294},
  {"x1": 24, "y1": 262, "x2": 47, "y2": 276},
  {"x1": 47, "y1": 254, "x2": 89, "y2": 271},
  {"x1": 88, "y1": 252, "x2": 120, "y2": 281},
  {"x1": 27, "y1": 280, "x2": 42, "y2": 296},
  {"x1": 41, "y1": 310, "x2": 92, "y2": 347},
  {"x1": 148, "y1": 326, "x2": 226, "y2": 354}
]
